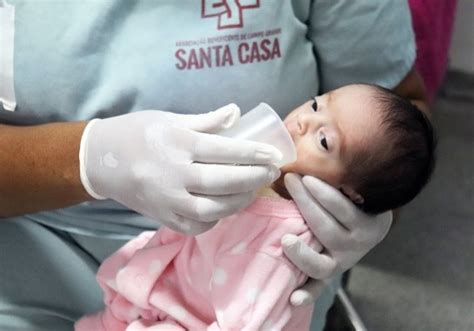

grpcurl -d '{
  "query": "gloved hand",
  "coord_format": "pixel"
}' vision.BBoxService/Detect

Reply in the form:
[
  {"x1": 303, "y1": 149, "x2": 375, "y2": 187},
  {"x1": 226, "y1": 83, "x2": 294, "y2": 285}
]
[
  {"x1": 281, "y1": 173, "x2": 392, "y2": 306},
  {"x1": 79, "y1": 104, "x2": 282, "y2": 235}
]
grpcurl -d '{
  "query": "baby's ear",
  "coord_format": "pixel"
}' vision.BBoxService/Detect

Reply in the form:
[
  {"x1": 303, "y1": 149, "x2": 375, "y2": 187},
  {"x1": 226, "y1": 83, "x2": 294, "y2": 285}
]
[{"x1": 340, "y1": 185, "x2": 364, "y2": 204}]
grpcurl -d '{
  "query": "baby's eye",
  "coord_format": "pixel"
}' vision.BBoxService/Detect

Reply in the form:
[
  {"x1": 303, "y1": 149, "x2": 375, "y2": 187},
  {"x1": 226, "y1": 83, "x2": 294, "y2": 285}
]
[
  {"x1": 319, "y1": 132, "x2": 329, "y2": 151},
  {"x1": 311, "y1": 98, "x2": 318, "y2": 112}
]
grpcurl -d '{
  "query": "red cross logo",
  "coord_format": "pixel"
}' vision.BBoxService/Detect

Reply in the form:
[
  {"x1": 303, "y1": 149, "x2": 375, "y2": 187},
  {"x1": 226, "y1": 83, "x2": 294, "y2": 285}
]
[{"x1": 202, "y1": 0, "x2": 260, "y2": 29}]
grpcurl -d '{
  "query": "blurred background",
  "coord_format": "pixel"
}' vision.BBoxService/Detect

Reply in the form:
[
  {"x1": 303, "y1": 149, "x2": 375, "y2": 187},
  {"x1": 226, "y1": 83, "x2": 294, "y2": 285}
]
[{"x1": 332, "y1": 1, "x2": 473, "y2": 330}]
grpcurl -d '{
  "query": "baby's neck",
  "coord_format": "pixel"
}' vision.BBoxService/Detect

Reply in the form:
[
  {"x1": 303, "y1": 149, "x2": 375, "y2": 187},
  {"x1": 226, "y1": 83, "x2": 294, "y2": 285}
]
[{"x1": 258, "y1": 175, "x2": 292, "y2": 200}]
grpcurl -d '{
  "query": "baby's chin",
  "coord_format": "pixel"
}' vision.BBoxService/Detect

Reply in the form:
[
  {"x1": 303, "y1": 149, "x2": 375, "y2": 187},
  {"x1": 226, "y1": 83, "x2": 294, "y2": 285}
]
[
  {"x1": 268, "y1": 165, "x2": 297, "y2": 200},
  {"x1": 270, "y1": 175, "x2": 292, "y2": 200},
  {"x1": 279, "y1": 162, "x2": 298, "y2": 175}
]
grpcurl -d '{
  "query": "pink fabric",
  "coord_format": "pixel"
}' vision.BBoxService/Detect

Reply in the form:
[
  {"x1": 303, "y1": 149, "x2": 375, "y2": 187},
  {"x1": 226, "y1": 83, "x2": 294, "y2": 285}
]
[
  {"x1": 76, "y1": 197, "x2": 315, "y2": 331},
  {"x1": 408, "y1": 0, "x2": 457, "y2": 103}
]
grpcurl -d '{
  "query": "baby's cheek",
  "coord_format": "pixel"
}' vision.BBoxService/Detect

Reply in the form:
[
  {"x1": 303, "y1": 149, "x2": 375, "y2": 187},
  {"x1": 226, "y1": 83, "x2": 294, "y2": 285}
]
[
  {"x1": 279, "y1": 162, "x2": 298, "y2": 174},
  {"x1": 289, "y1": 156, "x2": 344, "y2": 188},
  {"x1": 280, "y1": 143, "x2": 308, "y2": 173},
  {"x1": 280, "y1": 158, "x2": 314, "y2": 177},
  {"x1": 284, "y1": 147, "x2": 316, "y2": 174}
]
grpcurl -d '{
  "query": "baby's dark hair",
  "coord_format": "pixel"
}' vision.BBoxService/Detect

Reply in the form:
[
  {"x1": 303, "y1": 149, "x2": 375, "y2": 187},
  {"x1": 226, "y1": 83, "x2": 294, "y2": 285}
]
[{"x1": 344, "y1": 84, "x2": 436, "y2": 214}]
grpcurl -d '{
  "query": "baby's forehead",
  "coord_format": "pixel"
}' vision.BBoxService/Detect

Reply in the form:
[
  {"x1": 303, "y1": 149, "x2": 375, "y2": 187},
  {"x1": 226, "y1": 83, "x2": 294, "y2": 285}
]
[
  {"x1": 335, "y1": 88, "x2": 388, "y2": 158},
  {"x1": 330, "y1": 83, "x2": 380, "y2": 99}
]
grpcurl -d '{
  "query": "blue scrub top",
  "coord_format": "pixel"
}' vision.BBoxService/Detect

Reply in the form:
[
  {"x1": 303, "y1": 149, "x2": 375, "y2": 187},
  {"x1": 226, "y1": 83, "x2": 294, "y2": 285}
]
[{"x1": 0, "y1": 0, "x2": 415, "y2": 239}]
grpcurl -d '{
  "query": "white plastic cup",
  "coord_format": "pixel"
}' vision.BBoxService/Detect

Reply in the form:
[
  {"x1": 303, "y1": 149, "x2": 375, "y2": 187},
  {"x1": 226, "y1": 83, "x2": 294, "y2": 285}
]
[{"x1": 220, "y1": 103, "x2": 297, "y2": 168}]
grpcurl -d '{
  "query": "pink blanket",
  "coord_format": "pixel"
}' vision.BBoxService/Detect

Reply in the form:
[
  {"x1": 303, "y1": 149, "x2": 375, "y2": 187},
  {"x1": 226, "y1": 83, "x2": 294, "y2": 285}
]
[{"x1": 76, "y1": 197, "x2": 315, "y2": 331}]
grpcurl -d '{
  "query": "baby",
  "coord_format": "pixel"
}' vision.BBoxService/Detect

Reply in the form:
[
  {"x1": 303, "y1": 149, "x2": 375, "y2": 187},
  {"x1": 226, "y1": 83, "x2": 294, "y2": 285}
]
[{"x1": 76, "y1": 84, "x2": 435, "y2": 331}]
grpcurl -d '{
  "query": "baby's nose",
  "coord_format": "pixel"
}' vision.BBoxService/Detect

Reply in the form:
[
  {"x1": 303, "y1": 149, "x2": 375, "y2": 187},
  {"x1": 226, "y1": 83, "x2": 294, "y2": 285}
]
[{"x1": 297, "y1": 112, "x2": 320, "y2": 134}]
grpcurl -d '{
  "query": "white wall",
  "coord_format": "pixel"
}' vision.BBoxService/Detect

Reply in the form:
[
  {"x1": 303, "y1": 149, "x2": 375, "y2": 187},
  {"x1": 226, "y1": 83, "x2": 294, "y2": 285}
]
[{"x1": 449, "y1": 0, "x2": 474, "y2": 73}]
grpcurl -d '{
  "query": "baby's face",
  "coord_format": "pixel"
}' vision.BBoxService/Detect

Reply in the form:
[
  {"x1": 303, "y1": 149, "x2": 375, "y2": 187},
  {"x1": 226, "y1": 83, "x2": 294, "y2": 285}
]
[{"x1": 278, "y1": 84, "x2": 385, "y2": 189}]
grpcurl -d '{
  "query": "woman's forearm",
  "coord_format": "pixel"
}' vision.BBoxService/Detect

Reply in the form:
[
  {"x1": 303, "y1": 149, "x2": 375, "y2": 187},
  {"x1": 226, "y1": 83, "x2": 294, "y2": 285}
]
[
  {"x1": 0, "y1": 121, "x2": 93, "y2": 218},
  {"x1": 394, "y1": 68, "x2": 430, "y2": 116}
]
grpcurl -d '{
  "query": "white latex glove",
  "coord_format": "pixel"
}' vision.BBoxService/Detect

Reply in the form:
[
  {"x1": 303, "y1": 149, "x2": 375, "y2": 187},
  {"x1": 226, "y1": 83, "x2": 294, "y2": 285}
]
[
  {"x1": 79, "y1": 104, "x2": 282, "y2": 235},
  {"x1": 281, "y1": 173, "x2": 392, "y2": 306}
]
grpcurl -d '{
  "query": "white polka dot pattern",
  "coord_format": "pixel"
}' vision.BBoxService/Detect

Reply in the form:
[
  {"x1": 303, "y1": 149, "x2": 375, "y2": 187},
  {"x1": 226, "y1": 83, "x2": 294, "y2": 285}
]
[
  {"x1": 106, "y1": 279, "x2": 117, "y2": 290},
  {"x1": 170, "y1": 305, "x2": 188, "y2": 320},
  {"x1": 245, "y1": 287, "x2": 260, "y2": 304},
  {"x1": 261, "y1": 320, "x2": 276, "y2": 331},
  {"x1": 128, "y1": 307, "x2": 140, "y2": 320},
  {"x1": 148, "y1": 259, "x2": 163, "y2": 274},
  {"x1": 215, "y1": 309, "x2": 224, "y2": 322},
  {"x1": 212, "y1": 267, "x2": 228, "y2": 286},
  {"x1": 102, "y1": 152, "x2": 119, "y2": 168},
  {"x1": 230, "y1": 242, "x2": 247, "y2": 255}
]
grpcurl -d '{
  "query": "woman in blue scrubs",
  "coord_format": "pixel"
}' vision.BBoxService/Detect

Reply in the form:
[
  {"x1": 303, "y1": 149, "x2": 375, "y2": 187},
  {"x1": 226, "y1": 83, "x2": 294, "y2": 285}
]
[{"x1": 0, "y1": 1, "x2": 428, "y2": 330}]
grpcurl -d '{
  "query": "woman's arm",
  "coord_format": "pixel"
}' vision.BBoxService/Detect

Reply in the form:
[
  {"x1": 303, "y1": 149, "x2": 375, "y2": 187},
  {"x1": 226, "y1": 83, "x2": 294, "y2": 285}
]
[
  {"x1": 394, "y1": 68, "x2": 430, "y2": 116},
  {"x1": 0, "y1": 122, "x2": 92, "y2": 217},
  {"x1": 0, "y1": 107, "x2": 281, "y2": 236}
]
